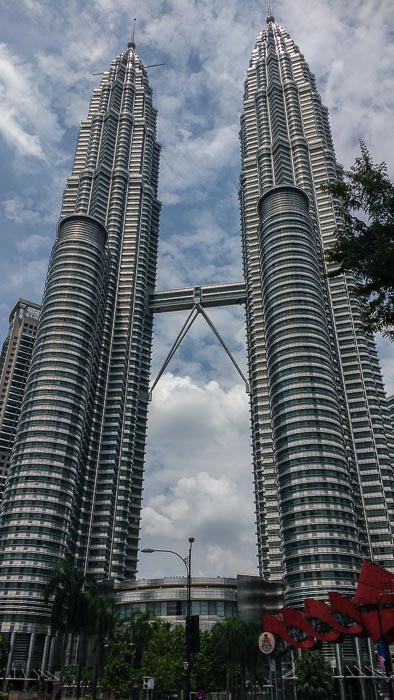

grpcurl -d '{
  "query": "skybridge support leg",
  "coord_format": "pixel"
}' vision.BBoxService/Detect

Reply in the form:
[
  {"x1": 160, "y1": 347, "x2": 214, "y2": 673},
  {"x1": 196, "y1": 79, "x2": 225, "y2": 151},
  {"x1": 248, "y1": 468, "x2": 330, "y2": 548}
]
[{"x1": 149, "y1": 304, "x2": 249, "y2": 398}]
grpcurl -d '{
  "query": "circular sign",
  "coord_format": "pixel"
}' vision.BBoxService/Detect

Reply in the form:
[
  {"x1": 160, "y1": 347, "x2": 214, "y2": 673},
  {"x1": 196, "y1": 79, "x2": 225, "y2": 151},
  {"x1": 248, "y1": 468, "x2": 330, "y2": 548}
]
[{"x1": 258, "y1": 632, "x2": 276, "y2": 654}]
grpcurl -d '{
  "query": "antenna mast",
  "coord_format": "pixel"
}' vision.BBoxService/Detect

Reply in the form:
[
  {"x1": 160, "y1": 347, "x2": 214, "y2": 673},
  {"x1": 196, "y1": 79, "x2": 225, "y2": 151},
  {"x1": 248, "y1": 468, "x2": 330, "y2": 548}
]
[{"x1": 128, "y1": 17, "x2": 136, "y2": 49}]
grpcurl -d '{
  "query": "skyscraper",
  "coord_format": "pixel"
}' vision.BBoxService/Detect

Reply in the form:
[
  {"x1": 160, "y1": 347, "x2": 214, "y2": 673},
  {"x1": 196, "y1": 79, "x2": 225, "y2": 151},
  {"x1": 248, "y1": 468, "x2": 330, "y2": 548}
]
[
  {"x1": 0, "y1": 8, "x2": 394, "y2": 679},
  {"x1": 240, "y1": 14, "x2": 394, "y2": 607},
  {"x1": 0, "y1": 300, "x2": 40, "y2": 500},
  {"x1": 0, "y1": 35, "x2": 160, "y2": 671}
]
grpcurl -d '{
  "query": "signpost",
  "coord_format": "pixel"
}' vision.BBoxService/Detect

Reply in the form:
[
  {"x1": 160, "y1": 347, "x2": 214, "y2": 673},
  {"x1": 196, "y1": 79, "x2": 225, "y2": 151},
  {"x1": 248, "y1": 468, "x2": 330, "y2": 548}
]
[
  {"x1": 258, "y1": 632, "x2": 276, "y2": 655},
  {"x1": 258, "y1": 633, "x2": 277, "y2": 700}
]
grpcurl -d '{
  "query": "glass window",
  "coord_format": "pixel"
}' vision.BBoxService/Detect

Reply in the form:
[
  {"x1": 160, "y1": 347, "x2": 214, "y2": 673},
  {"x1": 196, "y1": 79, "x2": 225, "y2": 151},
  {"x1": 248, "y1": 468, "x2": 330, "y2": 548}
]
[{"x1": 166, "y1": 601, "x2": 183, "y2": 616}]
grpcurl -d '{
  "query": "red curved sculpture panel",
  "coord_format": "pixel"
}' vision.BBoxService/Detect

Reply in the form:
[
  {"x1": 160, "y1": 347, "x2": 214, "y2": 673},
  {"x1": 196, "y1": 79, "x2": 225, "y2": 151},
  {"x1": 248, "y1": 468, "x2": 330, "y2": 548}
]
[{"x1": 262, "y1": 560, "x2": 394, "y2": 650}]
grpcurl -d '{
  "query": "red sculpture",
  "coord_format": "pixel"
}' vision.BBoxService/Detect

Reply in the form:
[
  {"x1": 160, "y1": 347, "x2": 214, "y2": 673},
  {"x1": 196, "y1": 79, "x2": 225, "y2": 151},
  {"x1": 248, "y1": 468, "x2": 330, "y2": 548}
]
[{"x1": 262, "y1": 560, "x2": 394, "y2": 650}]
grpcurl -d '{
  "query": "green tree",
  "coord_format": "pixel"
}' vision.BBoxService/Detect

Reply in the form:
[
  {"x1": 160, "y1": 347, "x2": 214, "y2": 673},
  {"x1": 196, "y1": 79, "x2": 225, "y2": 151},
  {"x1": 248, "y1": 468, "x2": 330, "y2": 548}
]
[
  {"x1": 124, "y1": 609, "x2": 160, "y2": 669},
  {"x1": 0, "y1": 633, "x2": 9, "y2": 686},
  {"x1": 239, "y1": 622, "x2": 261, "y2": 695},
  {"x1": 88, "y1": 594, "x2": 117, "y2": 700},
  {"x1": 143, "y1": 622, "x2": 185, "y2": 694},
  {"x1": 63, "y1": 665, "x2": 93, "y2": 693},
  {"x1": 45, "y1": 559, "x2": 92, "y2": 688},
  {"x1": 143, "y1": 621, "x2": 226, "y2": 695},
  {"x1": 210, "y1": 618, "x2": 258, "y2": 700},
  {"x1": 101, "y1": 623, "x2": 135, "y2": 697},
  {"x1": 192, "y1": 630, "x2": 225, "y2": 692},
  {"x1": 63, "y1": 664, "x2": 79, "y2": 686},
  {"x1": 295, "y1": 651, "x2": 334, "y2": 700},
  {"x1": 324, "y1": 142, "x2": 394, "y2": 338}
]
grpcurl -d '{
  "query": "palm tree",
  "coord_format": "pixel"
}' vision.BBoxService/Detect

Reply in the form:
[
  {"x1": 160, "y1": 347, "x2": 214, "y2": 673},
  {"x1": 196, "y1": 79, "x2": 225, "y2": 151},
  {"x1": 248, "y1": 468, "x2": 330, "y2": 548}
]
[
  {"x1": 210, "y1": 618, "x2": 246, "y2": 700},
  {"x1": 210, "y1": 619, "x2": 261, "y2": 700},
  {"x1": 89, "y1": 594, "x2": 117, "y2": 700},
  {"x1": 0, "y1": 633, "x2": 9, "y2": 689},
  {"x1": 125, "y1": 609, "x2": 160, "y2": 669},
  {"x1": 45, "y1": 559, "x2": 92, "y2": 689},
  {"x1": 295, "y1": 651, "x2": 334, "y2": 700},
  {"x1": 239, "y1": 622, "x2": 260, "y2": 699}
]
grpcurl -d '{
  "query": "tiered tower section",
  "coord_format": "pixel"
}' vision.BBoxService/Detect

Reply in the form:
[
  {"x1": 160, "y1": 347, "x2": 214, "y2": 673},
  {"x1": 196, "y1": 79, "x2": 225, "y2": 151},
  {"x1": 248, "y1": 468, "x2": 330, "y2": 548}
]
[
  {"x1": 240, "y1": 16, "x2": 394, "y2": 606},
  {"x1": 0, "y1": 39, "x2": 161, "y2": 670},
  {"x1": 60, "y1": 39, "x2": 161, "y2": 580}
]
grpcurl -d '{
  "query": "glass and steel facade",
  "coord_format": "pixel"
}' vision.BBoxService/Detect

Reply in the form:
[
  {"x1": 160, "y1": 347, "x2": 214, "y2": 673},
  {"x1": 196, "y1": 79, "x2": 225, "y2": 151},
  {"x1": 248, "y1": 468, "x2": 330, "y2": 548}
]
[
  {"x1": 114, "y1": 575, "x2": 284, "y2": 631},
  {"x1": 240, "y1": 15, "x2": 394, "y2": 606},
  {"x1": 59, "y1": 43, "x2": 161, "y2": 582},
  {"x1": 0, "y1": 39, "x2": 161, "y2": 671}
]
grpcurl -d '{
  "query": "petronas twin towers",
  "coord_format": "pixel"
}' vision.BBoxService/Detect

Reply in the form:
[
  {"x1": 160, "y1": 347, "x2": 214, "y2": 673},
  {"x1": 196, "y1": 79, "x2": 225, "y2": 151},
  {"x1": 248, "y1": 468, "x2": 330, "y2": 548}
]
[{"x1": 0, "y1": 12, "x2": 393, "y2": 672}]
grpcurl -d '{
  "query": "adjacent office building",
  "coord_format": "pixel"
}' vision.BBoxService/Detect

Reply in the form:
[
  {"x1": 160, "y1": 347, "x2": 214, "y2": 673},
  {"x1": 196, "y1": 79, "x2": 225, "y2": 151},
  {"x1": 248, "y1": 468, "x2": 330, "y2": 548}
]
[
  {"x1": 114, "y1": 575, "x2": 284, "y2": 631},
  {"x1": 0, "y1": 11, "x2": 394, "y2": 677},
  {"x1": 240, "y1": 15, "x2": 394, "y2": 606},
  {"x1": 0, "y1": 300, "x2": 40, "y2": 500}
]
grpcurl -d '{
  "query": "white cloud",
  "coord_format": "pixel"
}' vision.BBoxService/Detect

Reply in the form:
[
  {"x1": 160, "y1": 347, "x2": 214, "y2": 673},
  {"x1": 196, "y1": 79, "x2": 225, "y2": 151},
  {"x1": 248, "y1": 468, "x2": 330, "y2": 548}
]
[
  {"x1": 204, "y1": 545, "x2": 258, "y2": 578},
  {"x1": 0, "y1": 43, "x2": 62, "y2": 160},
  {"x1": 3, "y1": 197, "x2": 42, "y2": 226},
  {"x1": 376, "y1": 335, "x2": 394, "y2": 397},
  {"x1": 16, "y1": 233, "x2": 52, "y2": 253},
  {"x1": 159, "y1": 122, "x2": 239, "y2": 205},
  {"x1": 20, "y1": 0, "x2": 44, "y2": 15},
  {"x1": 139, "y1": 373, "x2": 256, "y2": 579},
  {"x1": 2, "y1": 186, "x2": 65, "y2": 228},
  {"x1": 0, "y1": 258, "x2": 47, "y2": 300}
]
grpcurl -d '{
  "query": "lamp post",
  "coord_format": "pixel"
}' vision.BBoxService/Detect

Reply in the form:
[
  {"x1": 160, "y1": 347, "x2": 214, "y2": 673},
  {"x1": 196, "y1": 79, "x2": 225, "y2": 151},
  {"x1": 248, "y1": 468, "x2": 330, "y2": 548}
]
[{"x1": 141, "y1": 537, "x2": 195, "y2": 700}]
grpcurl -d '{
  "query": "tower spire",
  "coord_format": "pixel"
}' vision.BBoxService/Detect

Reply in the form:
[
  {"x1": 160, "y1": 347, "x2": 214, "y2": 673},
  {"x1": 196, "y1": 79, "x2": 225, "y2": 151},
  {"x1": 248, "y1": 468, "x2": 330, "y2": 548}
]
[
  {"x1": 266, "y1": 1, "x2": 275, "y2": 23},
  {"x1": 128, "y1": 17, "x2": 136, "y2": 49}
]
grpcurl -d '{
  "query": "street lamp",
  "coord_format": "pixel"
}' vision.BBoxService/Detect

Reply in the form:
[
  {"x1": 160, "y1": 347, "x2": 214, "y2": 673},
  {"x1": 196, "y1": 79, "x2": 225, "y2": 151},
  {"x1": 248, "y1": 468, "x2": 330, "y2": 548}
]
[{"x1": 141, "y1": 537, "x2": 195, "y2": 700}]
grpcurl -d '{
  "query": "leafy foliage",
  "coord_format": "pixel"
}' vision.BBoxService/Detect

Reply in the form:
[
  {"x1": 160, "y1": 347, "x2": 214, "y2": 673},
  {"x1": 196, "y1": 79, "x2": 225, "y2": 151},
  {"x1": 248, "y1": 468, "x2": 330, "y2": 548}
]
[
  {"x1": 124, "y1": 609, "x2": 161, "y2": 669},
  {"x1": 101, "y1": 612, "x2": 164, "y2": 696},
  {"x1": 63, "y1": 665, "x2": 93, "y2": 686},
  {"x1": 210, "y1": 618, "x2": 261, "y2": 699},
  {"x1": 192, "y1": 630, "x2": 225, "y2": 691},
  {"x1": 143, "y1": 621, "x2": 185, "y2": 693},
  {"x1": 45, "y1": 558, "x2": 92, "y2": 635},
  {"x1": 0, "y1": 633, "x2": 9, "y2": 680},
  {"x1": 103, "y1": 616, "x2": 229, "y2": 696},
  {"x1": 295, "y1": 651, "x2": 334, "y2": 700},
  {"x1": 324, "y1": 142, "x2": 394, "y2": 339},
  {"x1": 45, "y1": 559, "x2": 94, "y2": 688},
  {"x1": 87, "y1": 592, "x2": 116, "y2": 638},
  {"x1": 89, "y1": 594, "x2": 117, "y2": 700},
  {"x1": 101, "y1": 623, "x2": 135, "y2": 696}
]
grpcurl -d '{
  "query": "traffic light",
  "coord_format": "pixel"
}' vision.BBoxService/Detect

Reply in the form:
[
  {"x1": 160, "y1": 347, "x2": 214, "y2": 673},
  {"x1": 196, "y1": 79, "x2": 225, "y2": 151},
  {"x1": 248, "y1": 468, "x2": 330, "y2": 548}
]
[
  {"x1": 186, "y1": 614, "x2": 200, "y2": 653},
  {"x1": 142, "y1": 677, "x2": 154, "y2": 690}
]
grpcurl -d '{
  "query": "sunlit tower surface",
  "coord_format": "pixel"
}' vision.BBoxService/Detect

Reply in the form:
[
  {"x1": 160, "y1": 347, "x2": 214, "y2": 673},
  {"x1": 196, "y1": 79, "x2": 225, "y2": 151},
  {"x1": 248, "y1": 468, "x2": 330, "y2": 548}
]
[
  {"x1": 239, "y1": 14, "x2": 394, "y2": 606},
  {"x1": 0, "y1": 34, "x2": 160, "y2": 668}
]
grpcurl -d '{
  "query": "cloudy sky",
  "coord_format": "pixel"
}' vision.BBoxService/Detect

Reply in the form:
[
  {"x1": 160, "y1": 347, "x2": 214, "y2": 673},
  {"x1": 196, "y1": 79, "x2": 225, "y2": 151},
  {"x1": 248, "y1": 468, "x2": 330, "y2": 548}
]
[{"x1": 0, "y1": 0, "x2": 393, "y2": 580}]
